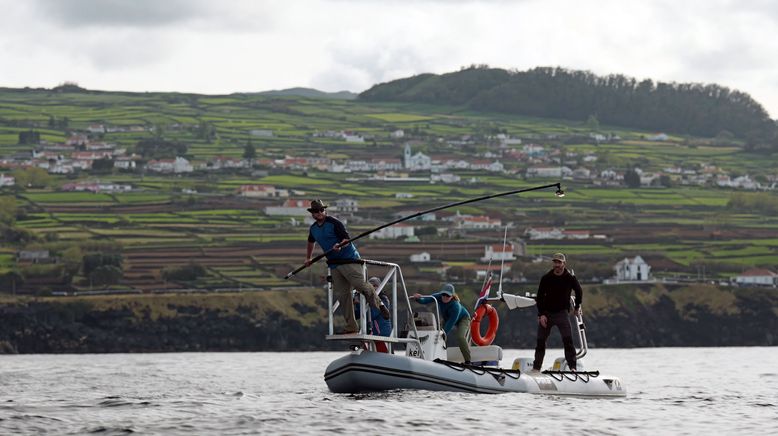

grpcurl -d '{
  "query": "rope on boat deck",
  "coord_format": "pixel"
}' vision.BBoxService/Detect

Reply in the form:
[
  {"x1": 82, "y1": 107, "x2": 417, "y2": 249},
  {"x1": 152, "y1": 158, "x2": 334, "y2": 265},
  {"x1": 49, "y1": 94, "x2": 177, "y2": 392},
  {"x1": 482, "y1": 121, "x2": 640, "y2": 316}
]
[
  {"x1": 542, "y1": 370, "x2": 600, "y2": 383},
  {"x1": 433, "y1": 359, "x2": 522, "y2": 380}
]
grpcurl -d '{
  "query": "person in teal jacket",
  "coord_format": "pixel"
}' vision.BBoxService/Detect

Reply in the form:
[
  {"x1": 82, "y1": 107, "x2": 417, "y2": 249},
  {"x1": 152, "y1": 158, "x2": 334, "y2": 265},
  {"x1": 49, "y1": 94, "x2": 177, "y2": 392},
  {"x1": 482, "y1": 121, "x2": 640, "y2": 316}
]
[{"x1": 412, "y1": 283, "x2": 472, "y2": 363}]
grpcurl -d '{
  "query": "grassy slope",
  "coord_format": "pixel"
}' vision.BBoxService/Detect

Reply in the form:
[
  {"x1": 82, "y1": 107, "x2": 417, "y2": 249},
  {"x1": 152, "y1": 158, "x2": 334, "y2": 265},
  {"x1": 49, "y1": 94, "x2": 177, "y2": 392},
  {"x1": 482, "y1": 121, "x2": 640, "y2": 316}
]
[{"x1": 1, "y1": 88, "x2": 777, "y2": 291}]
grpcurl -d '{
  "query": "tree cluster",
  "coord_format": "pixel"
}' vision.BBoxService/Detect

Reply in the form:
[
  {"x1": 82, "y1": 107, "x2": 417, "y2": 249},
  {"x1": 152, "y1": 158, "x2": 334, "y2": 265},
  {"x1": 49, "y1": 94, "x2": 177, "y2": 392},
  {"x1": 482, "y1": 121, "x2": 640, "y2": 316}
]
[{"x1": 360, "y1": 66, "x2": 776, "y2": 149}]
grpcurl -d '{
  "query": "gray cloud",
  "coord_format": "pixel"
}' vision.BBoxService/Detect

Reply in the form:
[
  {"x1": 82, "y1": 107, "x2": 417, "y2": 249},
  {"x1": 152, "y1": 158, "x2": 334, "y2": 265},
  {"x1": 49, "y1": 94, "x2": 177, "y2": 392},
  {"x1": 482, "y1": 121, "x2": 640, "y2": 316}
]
[{"x1": 33, "y1": 0, "x2": 204, "y2": 27}]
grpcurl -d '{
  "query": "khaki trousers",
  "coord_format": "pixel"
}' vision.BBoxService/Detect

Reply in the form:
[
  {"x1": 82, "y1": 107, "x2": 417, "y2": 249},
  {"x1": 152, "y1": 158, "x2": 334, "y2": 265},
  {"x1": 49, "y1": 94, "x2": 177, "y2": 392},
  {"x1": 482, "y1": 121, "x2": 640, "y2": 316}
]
[{"x1": 332, "y1": 263, "x2": 380, "y2": 331}]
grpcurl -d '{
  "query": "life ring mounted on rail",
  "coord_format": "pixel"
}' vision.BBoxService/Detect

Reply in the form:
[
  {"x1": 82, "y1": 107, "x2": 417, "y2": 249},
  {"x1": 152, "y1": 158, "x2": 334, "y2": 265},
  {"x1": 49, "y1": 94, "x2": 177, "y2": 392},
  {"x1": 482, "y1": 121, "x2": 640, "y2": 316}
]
[{"x1": 470, "y1": 303, "x2": 499, "y2": 346}]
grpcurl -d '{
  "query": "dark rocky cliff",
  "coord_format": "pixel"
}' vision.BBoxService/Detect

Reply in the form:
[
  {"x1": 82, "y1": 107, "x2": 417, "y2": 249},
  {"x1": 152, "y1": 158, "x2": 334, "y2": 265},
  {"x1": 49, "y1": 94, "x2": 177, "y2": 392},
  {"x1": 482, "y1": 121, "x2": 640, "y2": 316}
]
[{"x1": 0, "y1": 284, "x2": 775, "y2": 354}]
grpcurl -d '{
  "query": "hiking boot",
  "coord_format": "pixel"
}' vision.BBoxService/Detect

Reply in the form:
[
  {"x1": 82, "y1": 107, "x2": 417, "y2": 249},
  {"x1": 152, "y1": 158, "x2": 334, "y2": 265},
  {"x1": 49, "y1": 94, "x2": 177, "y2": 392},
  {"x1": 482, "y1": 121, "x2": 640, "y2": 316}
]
[{"x1": 379, "y1": 304, "x2": 391, "y2": 320}]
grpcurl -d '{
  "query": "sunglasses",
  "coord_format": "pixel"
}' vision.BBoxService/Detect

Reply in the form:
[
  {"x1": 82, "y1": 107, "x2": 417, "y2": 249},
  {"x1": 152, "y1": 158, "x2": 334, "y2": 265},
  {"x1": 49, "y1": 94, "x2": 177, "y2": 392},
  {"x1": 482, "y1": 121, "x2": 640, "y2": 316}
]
[{"x1": 310, "y1": 209, "x2": 324, "y2": 214}]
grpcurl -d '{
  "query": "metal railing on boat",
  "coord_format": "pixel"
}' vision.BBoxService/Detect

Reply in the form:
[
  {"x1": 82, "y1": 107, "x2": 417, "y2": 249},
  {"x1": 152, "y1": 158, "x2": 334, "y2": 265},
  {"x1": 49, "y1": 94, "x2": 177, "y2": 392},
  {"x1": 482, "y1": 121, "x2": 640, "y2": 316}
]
[{"x1": 324, "y1": 259, "x2": 424, "y2": 356}]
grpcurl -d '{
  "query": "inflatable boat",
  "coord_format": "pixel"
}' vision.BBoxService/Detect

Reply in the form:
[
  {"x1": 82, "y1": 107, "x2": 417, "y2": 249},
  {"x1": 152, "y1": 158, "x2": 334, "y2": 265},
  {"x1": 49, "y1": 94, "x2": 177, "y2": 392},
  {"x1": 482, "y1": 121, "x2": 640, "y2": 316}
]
[{"x1": 322, "y1": 259, "x2": 626, "y2": 397}]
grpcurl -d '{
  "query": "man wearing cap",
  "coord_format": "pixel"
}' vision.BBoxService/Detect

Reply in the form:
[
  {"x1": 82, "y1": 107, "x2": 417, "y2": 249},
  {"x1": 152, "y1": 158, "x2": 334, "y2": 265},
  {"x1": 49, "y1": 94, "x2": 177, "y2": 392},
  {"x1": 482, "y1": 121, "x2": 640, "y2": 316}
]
[
  {"x1": 532, "y1": 252, "x2": 583, "y2": 371},
  {"x1": 413, "y1": 283, "x2": 472, "y2": 363},
  {"x1": 305, "y1": 199, "x2": 390, "y2": 334}
]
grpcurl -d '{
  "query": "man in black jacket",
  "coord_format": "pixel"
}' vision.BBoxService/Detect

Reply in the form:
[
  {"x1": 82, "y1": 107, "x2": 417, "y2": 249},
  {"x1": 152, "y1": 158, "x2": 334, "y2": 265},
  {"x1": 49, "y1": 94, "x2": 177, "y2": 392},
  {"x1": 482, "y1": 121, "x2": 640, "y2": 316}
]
[{"x1": 532, "y1": 252, "x2": 583, "y2": 371}]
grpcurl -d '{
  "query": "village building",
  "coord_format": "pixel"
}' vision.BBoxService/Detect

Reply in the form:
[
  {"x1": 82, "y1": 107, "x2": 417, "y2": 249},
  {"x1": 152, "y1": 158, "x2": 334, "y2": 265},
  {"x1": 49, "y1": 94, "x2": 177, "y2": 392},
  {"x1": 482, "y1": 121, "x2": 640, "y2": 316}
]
[
  {"x1": 203, "y1": 157, "x2": 250, "y2": 170},
  {"x1": 66, "y1": 134, "x2": 89, "y2": 146},
  {"x1": 430, "y1": 173, "x2": 461, "y2": 183},
  {"x1": 0, "y1": 173, "x2": 15, "y2": 187},
  {"x1": 264, "y1": 199, "x2": 310, "y2": 216},
  {"x1": 525, "y1": 227, "x2": 564, "y2": 240},
  {"x1": 522, "y1": 144, "x2": 545, "y2": 157},
  {"x1": 333, "y1": 198, "x2": 358, "y2": 213},
  {"x1": 87, "y1": 124, "x2": 106, "y2": 133},
  {"x1": 370, "y1": 223, "x2": 415, "y2": 239},
  {"x1": 146, "y1": 157, "x2": 193, "y2": 173},
  {"x1": 404, "y1": 144, "x2": 432, "y2": 171},
  {"x1": 343, "y1": 133, "x2": 365, "y2": 143},
  {"x1": 61, "y1": 181, "x2": 132, "y2": 193},
  {"x1": 526, "y1": 166, "x2": 573, "y2": 178},
  {"x1": 470, "y1": 160, "x2": 505, "y2": 172},
  {"x1": 614, "y1": 256, "x2": 652, "y2": 281},
  {"x1": 239, "y1": 185, "x2": 288, "y2": 198},
  {"x1": 16, "y1": 250, "x2": 53, "y2": 264},
  {"x1": 410, "y1": 252, "x2": 431, "y2": 263},
  {"x1": 460, "y1": 263, "x2": 511, "y2": 280},
  {"x1": 646, "y1": 133, "x2": 669, "y2": 141},
  {"x1": 481, "y1": 243, "x2": 517, "y2": 262},
  {"x1": 732, "y1": 269, "x2": 778, "y2": 286},
  {"x1": 114, "y1": 156, "x2": 137, "y2": 170},
  {"x1": 456, "y1": 215, "x2": 502, "y2": 230}
]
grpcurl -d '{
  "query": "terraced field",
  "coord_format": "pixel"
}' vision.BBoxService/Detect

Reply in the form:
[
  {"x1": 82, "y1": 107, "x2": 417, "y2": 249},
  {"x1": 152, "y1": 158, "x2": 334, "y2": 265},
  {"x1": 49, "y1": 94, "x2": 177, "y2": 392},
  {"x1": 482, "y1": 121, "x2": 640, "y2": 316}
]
[{"x1": 1, "y1": 88, "x2": 777, "y2": 293}]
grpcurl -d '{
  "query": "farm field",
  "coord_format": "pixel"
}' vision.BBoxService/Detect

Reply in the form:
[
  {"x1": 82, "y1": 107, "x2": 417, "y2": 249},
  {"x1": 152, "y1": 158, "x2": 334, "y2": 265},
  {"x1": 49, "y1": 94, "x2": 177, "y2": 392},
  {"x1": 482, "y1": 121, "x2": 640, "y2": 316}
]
[{"x1": 1, "y1": 88, "x2": 777, "y2": 293}]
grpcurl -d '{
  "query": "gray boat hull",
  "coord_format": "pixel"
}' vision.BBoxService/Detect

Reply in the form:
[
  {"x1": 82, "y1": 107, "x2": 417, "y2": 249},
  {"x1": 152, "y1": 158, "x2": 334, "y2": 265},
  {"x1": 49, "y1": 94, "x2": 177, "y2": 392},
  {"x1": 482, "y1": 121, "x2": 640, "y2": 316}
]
[{"x1": 324, "y1": 350, "x2": 626, "y2": 397}]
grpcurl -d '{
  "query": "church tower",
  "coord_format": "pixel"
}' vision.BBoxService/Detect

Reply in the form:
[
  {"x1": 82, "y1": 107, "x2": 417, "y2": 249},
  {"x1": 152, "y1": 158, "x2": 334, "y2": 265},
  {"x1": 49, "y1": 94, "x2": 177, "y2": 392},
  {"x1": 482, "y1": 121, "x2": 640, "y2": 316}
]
[{"x1": 404, "y1": 143, "x2": 412, "y2": 169}]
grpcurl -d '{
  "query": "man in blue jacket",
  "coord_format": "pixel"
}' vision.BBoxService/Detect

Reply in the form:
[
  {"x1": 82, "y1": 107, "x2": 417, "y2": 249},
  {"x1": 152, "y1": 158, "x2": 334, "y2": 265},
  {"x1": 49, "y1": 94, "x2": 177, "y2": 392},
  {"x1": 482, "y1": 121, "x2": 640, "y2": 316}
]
[
  {"x1": 305, "y1": 199, "x2": 390, "y2": 334},
  {"x1": 533, "y1": 252, "x2": 582, "y2": 371},
  {"x1": 413, "y1": 283, "x2": 471, "y2": 363}
]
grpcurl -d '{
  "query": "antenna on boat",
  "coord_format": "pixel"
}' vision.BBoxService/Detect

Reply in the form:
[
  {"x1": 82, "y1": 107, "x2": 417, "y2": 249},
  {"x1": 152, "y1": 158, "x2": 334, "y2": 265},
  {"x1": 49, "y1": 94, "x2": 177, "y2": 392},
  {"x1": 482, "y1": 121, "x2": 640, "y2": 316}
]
[
  {"x1": 496, "y1": 225, "x2": 509, "y2": 300},
  {"x1": 285, "y1": 182, "x2": 564, "y2": 279}
]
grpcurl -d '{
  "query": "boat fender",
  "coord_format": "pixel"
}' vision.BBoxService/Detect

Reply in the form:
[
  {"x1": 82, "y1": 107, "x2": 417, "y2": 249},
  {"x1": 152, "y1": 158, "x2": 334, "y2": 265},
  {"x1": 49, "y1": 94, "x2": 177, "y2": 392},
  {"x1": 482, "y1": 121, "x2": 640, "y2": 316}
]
[{"x1": 470, "y1": 303, "x2": 499, "y2": 346}]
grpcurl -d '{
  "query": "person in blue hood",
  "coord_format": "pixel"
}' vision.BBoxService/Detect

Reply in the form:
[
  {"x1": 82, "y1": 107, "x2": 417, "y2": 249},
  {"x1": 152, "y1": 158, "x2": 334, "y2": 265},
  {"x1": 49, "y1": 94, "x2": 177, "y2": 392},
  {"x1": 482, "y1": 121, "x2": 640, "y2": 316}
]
[
  {"x1": 354, "y1": 277, "x2": 393, "y2": 353},
  {"x1": 413, "y1": 283, "x2": 471, "y2": 363}
]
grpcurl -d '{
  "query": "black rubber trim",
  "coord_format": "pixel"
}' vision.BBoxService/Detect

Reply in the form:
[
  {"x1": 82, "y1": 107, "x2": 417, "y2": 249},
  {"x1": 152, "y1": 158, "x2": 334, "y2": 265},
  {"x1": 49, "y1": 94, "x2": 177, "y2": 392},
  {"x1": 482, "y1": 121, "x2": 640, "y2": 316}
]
[{"x1": 324, "y1": 362, "x2": 517, "y2": 394}]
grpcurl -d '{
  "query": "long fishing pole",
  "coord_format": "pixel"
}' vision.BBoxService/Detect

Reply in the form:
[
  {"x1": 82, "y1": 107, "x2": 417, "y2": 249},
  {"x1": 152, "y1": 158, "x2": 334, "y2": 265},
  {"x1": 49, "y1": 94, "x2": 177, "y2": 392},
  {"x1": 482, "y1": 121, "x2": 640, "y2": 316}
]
[{"x1": 285, "y1": 181, "x2": 564, "y2": 279}]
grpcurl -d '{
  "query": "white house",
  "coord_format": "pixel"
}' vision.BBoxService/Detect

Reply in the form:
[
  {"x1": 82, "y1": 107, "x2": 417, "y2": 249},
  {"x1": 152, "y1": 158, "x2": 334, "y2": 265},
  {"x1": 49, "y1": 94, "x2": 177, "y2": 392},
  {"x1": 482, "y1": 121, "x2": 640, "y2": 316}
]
[
  {"x1": 525, "y1": 227, "x2": 564, "y2": 240},
  {"x1": 370, "y1": 223, "x2": 415, "y2": 239},
  {"x1": 410, "y1": 252, "x2": 431, "y2": 263},
  {"x1": 343, "y1": 134, "x2": 365, "y2": 143},
  {"x1": 562, "y1": 229, "x2": 590, "y2": 240},
  {"x1": 456, "y1": 215, "x2": 502, "y2": 230},
  {"x1": 481, "y1": 244, "x2": 515, "y2": 262},
  {"x1": 647, "y1": 133, "x2": 669, "y2": 141},
  {"x1": 733, "y1": 269, "x2": 777, "y2": 286},
  {"x1": 614, "y1": 256, "x2": 651, "y2": 281},
  {"x1": 430, "y1": 173, "x2": 461, "y2": 183},
  {"x1": 526, "y1": 166, "x2": 573, "y2": 178},
  {"x1": 114, "y1": 156, "x2": 137, "y2": 170},
  {"x1": 333, "y1": 198, "x2": 358, "y2": 213},
  {"x1": 391, "y1": 130, "x2": 405, "y2": 139},
  {"x1": 0, "y1": 173, "x2": 15, "y2": 187},
  {"x1": 239, "y1": 185, "x2": 288, "y2": 198},
  {"x1": 264, "y1": 199, "x2": 310, "y2": 216},
  {"x1": 146, "y1": 157, "x2": 193, "y2": 173}
]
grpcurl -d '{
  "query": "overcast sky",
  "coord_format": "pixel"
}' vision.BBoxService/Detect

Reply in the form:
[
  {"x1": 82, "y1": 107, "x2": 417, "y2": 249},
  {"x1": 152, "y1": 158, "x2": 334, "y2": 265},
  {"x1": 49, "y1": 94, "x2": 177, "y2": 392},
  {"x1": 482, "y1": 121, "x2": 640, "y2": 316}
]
[{"x1": 2, "y1": 0, "x2": 777, "y2": 117}]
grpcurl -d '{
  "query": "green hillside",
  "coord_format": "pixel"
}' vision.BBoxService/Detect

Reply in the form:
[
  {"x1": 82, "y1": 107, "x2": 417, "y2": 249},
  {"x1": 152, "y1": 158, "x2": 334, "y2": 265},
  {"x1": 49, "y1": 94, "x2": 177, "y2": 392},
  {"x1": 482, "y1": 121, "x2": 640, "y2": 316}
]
[
  {"x1": 361, "y1": 66, "x2": 778, "y2": 149},
  {"x1": 0, "y1": 85, "x2": 777, "y2": 296}
]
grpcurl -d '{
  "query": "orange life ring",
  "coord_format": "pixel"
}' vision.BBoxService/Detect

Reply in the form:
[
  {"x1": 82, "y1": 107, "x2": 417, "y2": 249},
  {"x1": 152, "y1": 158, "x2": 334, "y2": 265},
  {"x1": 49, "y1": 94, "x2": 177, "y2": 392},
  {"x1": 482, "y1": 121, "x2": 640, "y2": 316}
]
[{"x1": 470, "y1": 303, "x2": 499, "y2": 346}]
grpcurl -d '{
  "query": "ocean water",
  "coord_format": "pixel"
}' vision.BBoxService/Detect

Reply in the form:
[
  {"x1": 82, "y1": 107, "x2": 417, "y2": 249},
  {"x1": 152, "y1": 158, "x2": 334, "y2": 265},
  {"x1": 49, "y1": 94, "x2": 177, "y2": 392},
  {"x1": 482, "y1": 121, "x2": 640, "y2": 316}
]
[{"x1": 0, "y1": 348, "x2": 776, "y2": 435}]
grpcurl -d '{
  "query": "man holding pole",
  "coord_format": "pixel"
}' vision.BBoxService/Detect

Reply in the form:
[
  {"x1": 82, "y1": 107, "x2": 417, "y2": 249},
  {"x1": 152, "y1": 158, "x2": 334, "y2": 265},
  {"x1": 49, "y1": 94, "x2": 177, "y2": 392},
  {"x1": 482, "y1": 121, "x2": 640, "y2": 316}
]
[{"x1": 305, "y1": 199, "x2": 390, "y2": 334}]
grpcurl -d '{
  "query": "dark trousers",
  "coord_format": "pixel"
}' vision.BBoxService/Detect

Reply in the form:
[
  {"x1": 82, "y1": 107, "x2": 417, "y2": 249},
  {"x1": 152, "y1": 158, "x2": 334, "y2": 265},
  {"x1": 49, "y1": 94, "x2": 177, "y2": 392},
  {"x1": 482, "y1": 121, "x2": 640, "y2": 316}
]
[{"x1": 533, "y1": 311, "x2": 577, "y2": 370}]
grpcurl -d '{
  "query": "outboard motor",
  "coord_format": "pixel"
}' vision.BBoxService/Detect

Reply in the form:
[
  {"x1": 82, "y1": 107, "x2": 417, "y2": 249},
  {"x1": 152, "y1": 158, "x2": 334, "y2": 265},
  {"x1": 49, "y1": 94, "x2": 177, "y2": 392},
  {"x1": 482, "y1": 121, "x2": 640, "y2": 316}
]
[{"x1": 405, "y1": 312, "x2": 447, "y2": 361}]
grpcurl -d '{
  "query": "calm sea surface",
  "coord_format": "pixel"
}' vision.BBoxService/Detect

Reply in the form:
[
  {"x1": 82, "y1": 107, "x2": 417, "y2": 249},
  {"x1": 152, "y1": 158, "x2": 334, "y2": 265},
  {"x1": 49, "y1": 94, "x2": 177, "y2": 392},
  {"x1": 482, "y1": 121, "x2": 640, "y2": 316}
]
[{"x1": 1, "y1": 348, "x2": 776, "y2": 435}]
